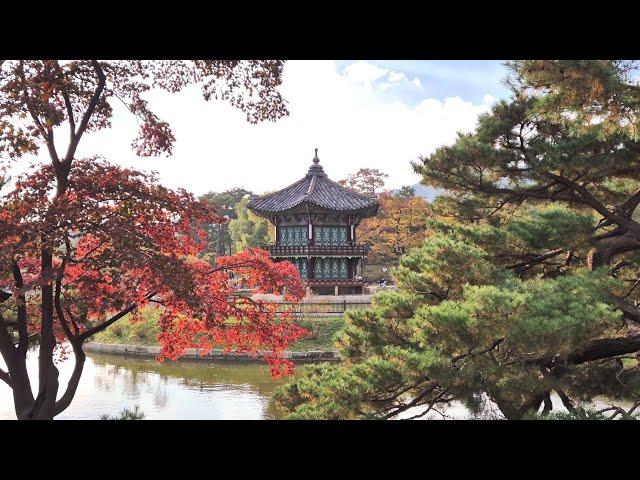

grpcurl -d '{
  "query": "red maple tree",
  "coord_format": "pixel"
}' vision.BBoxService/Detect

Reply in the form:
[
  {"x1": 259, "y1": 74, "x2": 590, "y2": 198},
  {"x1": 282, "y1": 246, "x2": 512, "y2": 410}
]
[{"x1": 0, "y1": 60, "x2": 304, "y2": 420}]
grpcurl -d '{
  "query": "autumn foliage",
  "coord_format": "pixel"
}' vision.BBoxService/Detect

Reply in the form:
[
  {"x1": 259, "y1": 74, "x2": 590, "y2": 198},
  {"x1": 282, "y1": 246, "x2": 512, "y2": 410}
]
[
  {"x1": 0, "y1": 60, "x2": 300, "y2": 419},
  {"x1": 0, "y1": 156, "x2": 305, "y2": 405},
  {"x1": 3, "y1": 157, "x2": 304, "y2": 361},
  {"x1": 358, "y1": 191, "x2": 432, "y2": 265}
]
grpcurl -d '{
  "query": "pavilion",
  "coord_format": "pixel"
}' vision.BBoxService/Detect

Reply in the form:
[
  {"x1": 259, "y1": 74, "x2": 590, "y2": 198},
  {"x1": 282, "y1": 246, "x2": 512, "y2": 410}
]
[{"x1": 247, "y1": 149, "x2": 379, "y2": 295}]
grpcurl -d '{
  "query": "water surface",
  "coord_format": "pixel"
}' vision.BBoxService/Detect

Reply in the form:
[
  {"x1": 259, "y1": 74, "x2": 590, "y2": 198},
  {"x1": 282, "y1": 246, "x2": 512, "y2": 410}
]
[
  {"x1": 1, "y1": 351, "x2": 634, "y2": 420},
  {"x1": 0, "y1": 351, "x2": 286, "y2": 420}
]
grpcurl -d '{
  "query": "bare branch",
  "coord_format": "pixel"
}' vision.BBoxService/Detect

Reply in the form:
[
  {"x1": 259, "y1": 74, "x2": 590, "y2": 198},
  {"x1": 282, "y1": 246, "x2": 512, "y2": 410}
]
[
  {"x1": 567, "y1": 333, "x2": 640, "y2": 365},
  {"x1": 548, "y1": 172, "x2": 640, "y2": 236},
  {"x1": 452, "y1": 337, "x2": 506, "y2": 363},
  {"x1": 54, "y1": 257, "x2": 76, "y2": 343},
  {"x1": 77, "y1": 292, "x2": 155, "y2": 342},
  {"x1": 52, "y1": 341, "x2": 85, "y2": 416},
  {"x1": 507, "y1": 249, "x2": 566, "y2": 273},
  {"x1": 12, "y1": 261, "x2": 28, "y2": 355},
  {"x1": 63, "y1": 60, "x2": 105, "y2": 163},
  {"x1": 17, "y1": 61, "x2": 61, "y2": 165},
  {"x1": 53, "y1": 61, "x2": 76, "y2": 143}
]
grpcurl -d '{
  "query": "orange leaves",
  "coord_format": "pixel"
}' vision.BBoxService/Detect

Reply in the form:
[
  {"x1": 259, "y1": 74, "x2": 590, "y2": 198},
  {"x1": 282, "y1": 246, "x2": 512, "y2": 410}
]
[
  {"x1": 1, "y1": 159, "x2": 305, "y2": 379},
  {"x1": 1, "y1": 61, "x2": 289, "y2": 161},
  {"x1": 359, "y1": 192, "x2": 432, "y2": 264},
  {"x1": 148, "y1": 249, "x2": 305, "y2": 374},
  {"x1": 214, "y1": 248, "x2": 305, "y2": 301}
]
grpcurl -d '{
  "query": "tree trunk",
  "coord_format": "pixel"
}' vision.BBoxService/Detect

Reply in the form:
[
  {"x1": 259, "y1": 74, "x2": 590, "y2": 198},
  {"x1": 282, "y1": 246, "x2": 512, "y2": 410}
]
[
  {"x1": 35, "y1": 249, "x2": 60, "y2": 420},
  {"x1": 588, "y1": 233, "x2": 640, "y2": 270},
  {"x1": 0, "y1": 345, "x2": 35, "y2": 419},
  {"x1": 11, "y1": 361, "x2": 35, "y2": 419}
]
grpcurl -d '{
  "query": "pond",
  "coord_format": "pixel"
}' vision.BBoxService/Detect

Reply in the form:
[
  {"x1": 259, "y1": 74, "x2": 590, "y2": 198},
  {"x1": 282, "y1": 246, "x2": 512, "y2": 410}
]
[
  {"x1": 0, "y1": 350, "x2": 635, "y2": 420},
  {"x1": 0, "y1": 351, "x2": 288, "y2": 420}
]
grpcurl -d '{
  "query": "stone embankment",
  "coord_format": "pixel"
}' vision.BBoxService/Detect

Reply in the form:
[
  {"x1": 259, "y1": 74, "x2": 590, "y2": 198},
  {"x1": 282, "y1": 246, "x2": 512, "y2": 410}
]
[{"x1": 84, "y1": 342, "x2": 340, "y2": 363}]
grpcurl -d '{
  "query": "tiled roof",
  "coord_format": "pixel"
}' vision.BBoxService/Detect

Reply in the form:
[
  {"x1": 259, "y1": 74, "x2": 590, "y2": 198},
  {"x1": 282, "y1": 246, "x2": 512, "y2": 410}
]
[{"x1": 247, "y1": 150, "x2": 379, "y2": 217}]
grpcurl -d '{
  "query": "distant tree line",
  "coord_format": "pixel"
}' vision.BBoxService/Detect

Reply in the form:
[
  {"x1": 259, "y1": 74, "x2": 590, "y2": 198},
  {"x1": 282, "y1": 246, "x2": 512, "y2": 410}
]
[
  {"x1": 338, "y1": 168, "x2": 433, "y2": 275},
  {"x1": 275, "y1": 60, "x2": 640, "y2": 420},
  {"x1": 201, "y1": 171, "x2": 434, "y2": 277},
  {"x1": 199, "y1": 188, "x2": 271, "y2": 260}
]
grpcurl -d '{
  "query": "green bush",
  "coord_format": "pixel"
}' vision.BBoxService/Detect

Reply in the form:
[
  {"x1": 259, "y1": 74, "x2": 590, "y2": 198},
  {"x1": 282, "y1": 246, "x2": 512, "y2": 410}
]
[
  {"x1": 522, "y1": 409, "x2": 637, "y2": 420},
  {"x1": 94, "y1": 307, "x2": 161, "y2": 346},
  {"x1": 94, "y1": 305, "x2": 344, "y2": 351}
]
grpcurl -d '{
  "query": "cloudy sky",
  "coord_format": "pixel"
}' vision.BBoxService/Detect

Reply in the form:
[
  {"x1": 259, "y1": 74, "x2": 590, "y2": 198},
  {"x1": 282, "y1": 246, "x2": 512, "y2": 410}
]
[{"x1": 32, "y1": 60, "x2": 512, "y2": 195}]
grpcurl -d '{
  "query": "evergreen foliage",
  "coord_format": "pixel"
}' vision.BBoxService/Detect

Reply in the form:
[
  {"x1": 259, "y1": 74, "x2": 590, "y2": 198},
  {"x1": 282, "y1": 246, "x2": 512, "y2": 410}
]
[{"x1": 274, "y1": 61, "x2": 640, "y2": 419}]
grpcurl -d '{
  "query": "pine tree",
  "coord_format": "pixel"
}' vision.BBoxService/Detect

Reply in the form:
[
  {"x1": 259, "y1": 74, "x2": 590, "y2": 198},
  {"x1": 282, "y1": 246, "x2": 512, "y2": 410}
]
[{"x1": 274, "y1": 61, "x2": 640, "y2": 420}]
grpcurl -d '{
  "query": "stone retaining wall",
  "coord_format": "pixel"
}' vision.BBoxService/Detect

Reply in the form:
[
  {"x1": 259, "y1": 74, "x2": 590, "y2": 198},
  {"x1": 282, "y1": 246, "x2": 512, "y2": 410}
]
[
  {"x1": 253, "y1": 293, "x2": 374, "y2": 303},
  {"x1": 84, "y1": 342, "x2": 341, "y2": 363}
]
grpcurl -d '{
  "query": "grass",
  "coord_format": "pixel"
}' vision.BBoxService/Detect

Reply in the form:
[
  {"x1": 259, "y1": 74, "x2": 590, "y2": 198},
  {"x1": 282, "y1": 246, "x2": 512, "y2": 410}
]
[
  {"x1": 289, "y1": 316, "x2": 344, "y2": 351},
  {"x1": 93, "y1": 307, "x2": 160, "y2": 346},
  {"x1": 101, "y1": 405, "x2": 145, "y2": 420},
  {"x1": 93, "y1": 307, "x2": 345, "y2": 351}
]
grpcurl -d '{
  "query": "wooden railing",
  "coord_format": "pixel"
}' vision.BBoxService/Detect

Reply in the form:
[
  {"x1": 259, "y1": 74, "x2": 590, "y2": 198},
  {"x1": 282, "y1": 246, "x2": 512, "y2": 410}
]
[
  {"x1": 260, "y1": 243, "x2": 368, "y2": 257},
  {"x1": 306, "y1": 278, "x2": 366, "y2": 287},
  {"x1": 277, "y1": 301, "x2": 371, "y2": 314}
]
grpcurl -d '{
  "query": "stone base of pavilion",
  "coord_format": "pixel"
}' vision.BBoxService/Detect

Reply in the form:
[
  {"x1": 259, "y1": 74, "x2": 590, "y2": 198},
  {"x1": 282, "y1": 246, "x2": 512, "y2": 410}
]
[
  {"x1": 252, "y1": 292, "x2": 374, "y2": 317},
  {"x1": 253, "y1": 292, "x2": 374, "y2": 303}
]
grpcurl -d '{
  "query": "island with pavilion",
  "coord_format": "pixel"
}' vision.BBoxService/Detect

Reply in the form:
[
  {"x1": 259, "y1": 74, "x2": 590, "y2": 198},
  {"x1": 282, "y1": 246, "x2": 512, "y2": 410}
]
[{"x1": 247, "y1": 149, "x2": 379, "y2": 295}]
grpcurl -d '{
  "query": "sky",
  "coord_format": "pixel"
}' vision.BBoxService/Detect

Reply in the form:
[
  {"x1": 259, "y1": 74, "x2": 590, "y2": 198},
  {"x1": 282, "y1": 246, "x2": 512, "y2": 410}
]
[{"x1": 25, "y1": 60, "x2": 512, "y2": 195}]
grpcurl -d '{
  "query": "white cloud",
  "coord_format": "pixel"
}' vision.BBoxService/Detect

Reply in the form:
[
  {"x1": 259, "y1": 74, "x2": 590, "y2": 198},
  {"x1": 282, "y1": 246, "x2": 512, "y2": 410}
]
[
  {"x1": 343, "y1": 60, "x2": 389, "y2": 86},
  {"x1": 387, "y1": 71, "x2": 407, "y2": 83},
  {"x1": 22, "y1": 61, "x2": 496, "y2": 196},
  {"x1": 412, "y1": 76, "x2": 422, "y2": 88}
]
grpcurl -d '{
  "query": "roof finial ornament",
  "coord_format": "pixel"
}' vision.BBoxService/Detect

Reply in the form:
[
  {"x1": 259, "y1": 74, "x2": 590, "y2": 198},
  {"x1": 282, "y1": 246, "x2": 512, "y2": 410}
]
[{"x1": 313, "y1": 148, "x2": 320, "y2": 164}]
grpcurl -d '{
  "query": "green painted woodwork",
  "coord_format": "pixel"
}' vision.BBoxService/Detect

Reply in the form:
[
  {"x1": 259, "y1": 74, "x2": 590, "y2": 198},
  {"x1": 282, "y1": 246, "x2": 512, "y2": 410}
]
[
  {"x1": 311, "y1": 258, "x2": 348, "y2": 279},
  {"x1": 279, "y1": 226, "x2": 308, "y2": 246},
  {"x1": 313, "y1": 226, "x2": 349, "y2": 245}
]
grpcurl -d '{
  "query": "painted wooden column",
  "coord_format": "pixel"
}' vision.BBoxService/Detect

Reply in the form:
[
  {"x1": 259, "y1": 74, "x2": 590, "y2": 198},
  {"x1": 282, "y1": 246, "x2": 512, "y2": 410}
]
[{"x1": 309, "y1": 258, "x2": 315, "y2": 279}]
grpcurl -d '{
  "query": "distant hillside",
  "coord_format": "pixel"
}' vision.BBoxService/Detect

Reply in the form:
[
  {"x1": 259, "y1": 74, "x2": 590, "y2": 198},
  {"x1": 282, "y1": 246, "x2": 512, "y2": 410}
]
[
  {"x1": 392, "y1": 183, "x2": 443, "y2": 202},
  {"x1": 412, "y1": 183, "x2": 444, "y2": 201}
]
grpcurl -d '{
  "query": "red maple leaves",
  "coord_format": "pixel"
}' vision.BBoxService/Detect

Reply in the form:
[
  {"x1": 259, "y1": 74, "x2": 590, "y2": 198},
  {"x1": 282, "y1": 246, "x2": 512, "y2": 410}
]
[
  {"x1": 0, "y1": 59, "x2": 296, "y2": 418},
  {"x1": 1, "y1": 158, "x2": 305, "y2": 377}
]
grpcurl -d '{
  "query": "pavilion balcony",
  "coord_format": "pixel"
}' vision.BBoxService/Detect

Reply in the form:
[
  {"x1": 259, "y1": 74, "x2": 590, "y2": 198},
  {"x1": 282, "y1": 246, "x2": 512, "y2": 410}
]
[
  {"x1": 259, "y1": 243, "x2": 369, "y2": 257},
  {"x1": 306, "y1": 278, "x2": 366, "y2": 287}
]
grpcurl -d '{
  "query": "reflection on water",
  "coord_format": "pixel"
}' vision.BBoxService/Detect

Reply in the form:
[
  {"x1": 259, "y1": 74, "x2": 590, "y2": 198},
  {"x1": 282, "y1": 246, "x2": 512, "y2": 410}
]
[
  {"x1": 2, "y1": 350, "x2": 635, "y2": 420},
  {"x1": 0, "y1": 350, "x2": 287, "y2": 420}
]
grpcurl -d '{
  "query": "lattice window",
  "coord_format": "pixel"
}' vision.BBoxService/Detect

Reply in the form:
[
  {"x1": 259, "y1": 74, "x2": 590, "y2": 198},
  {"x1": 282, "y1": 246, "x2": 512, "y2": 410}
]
[
  {"x1": 312, "y1": 258, "x2": 349, "y2": 279},
  {"x1": 286, "y1": 258, "x2": 308, "y2": 278},
  {"x1": 315, "y1": 259, "x2": 323, "y2": 278},
  {"x1": 279, "y1": 226, "x2": 308, "y2": 246},
  {"x1": 297, "y1": 258, "x2": 308, "y2": 278},
  {"x1": 313, "y1": 226, "x2": 349, "y2": 245}
]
